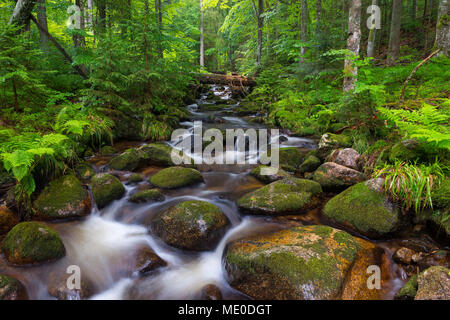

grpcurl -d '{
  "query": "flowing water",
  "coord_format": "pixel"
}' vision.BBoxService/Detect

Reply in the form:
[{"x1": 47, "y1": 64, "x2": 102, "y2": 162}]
[{"x1": 0, "y1": 85, "x2": 446, "y2": 300}]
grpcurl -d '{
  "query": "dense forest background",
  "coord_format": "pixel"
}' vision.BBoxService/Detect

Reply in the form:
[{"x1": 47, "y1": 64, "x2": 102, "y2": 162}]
[{"x1": 0, "y1": 0, "x2": 449, "y2": 221}]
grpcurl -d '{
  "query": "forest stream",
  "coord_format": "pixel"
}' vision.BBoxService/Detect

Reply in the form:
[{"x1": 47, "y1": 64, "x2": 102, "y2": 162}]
[{"x1": 0, "y1": 85, "x2": 448, "y2": 300}]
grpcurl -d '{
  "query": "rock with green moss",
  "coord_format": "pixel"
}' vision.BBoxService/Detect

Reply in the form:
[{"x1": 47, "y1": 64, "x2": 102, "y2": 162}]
[
  {"x1": 0, "y1": 206, "x2": 19, "y2": 235},
  {"x1": 297, "y1": 155, "x2": 321, "y2": 174},
  {"x1": 83, "y1": 148, "x2": 94, "y2": 158},
  {"x1": 323, "y1": 178, "x2": 400, "y2": 238},
  {"x1": 129, "y1": 189, "x2": 165, "y2": 203},
  {"x1": 237, "y1": 178, "x2": 322, "y2": 215},
  {"x1": 2, "y1": 222, "x2": 66, "y2": 265},
  {"x1": 151, "y1": 200, "x2": 229, "y2": 251},
  {"x1": 395, "y1": 275, "x2": 418, "y2": 300},
  {"x1": 389, "y1": 139, "x2": 423, "y2": 163},
  {"x1": 127, "y1": 173, "x2": 144, "y2": 184},
  {"x1": 431, "y1": 179, "x2": 449, "y2": 209},
  {"x1": 317, "y1": 133, "x2": 352, "y2": 161},
  {"x1": 224, "y1": 225, "x2": 363, "y2": 300},
  {"x1": 138, "y1": 143, "x2": 184, "y2": 167},
  {"x1": 91, "y1": 173, "x2": 125, "y2": 209},
  {"x1": 415, "y1": 266, "x2": 450, "y2": 300},
  {"x1": 109, "y1": 148, "x2": 141, "y2": 171},
  {"x1": 313, "y1": 162, "x2": 365, "y2": 191},
  {"x1": 100, "y1": 146, "x2": 116, "y2": 156},
  {"x1": 250, "y1": 165, "x2": 291, "y2": 183},
  {"x1": 0, "y1": 275, "x2": 28, "y2": 300},
  {"x1": 260, "y1": 148, "x2": 306, "y2": 172},
  {"x1": 75, "y1": 163, "x2": 95, "y2": 182},
  {"x1": 416, "y1": 207, "x2": 450, "y2": 242},
  {"x1": 150, "y1": 167, "x2": 203, "y2": 189},
  {"x1": 32, "y1": 175, "x2": 90, "y2": 221}
]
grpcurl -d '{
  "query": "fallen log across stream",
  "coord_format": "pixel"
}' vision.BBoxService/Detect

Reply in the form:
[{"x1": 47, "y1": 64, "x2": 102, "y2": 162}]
[{"x1": 195, "y1": 73, "x2": 257, "y2": 87}]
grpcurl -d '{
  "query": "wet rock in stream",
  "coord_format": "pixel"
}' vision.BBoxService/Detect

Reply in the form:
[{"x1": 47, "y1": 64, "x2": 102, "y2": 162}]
[
  {"x1": 91, "y1": 173, "x2": 126, "y2": 209},
  {"x1": 0, "y1": 274, "x2": 28, "y2": 300},
  {"x1": 250, "y1": 165, "x2": 292, "y2": 184},
  {"x1": 133, "y1": 246, "x2": 168, "y2": 274},
  {"x1": 0, "y1": 206, "x2": 19, "y2": 235},
  {"x1": 149, "y1": 167, "x2": 203, "y2": 189}
]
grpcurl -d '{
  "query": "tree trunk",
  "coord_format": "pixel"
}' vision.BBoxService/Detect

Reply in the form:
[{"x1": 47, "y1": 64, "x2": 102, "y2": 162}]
[
  {"x1": 36, "y1": 0, "x2": 49, "y2": 52},
  {"x1": 387, "y1": 0, "x2": 402, "y2": 65},
  {"x1": 316, "y1": 0, "x2": 322, "y2": 38},
  {"x1": 256, "y1": 0, "x2": 264, "y2": 65},
  {"x1": 98, "y1": 0, "x2": 107, "y2": 34},
  {"x1": 343, "y1": 0, "x2": 362, "y2": 92},
  {"x1": 73, "y1": 0, "x2": 85, "y2": 48},
  {"x1": 200, "y1": 0, "x2": 205, "y2": 67},
  {"x1": 86, "y1": 0, "x2": 93, "y2": 29},
  {"x1": 300, "y1": 0, "x2": 308, "y2": 62},
  {"x1": 410, "y1": 0, "x2": 417, "y2": 20},
  {"x1": 156, "y1": 0, "x2": 163, "y2": 58},
  {"x1": 367, "y1": 0, "x2": 378, "y2": 58},
  {"x1": 435, "y1": 0, "x2": 449, "y2": 56},
  {"x1": 9, "y1": 0, "x2": 37, "y2": 28}
]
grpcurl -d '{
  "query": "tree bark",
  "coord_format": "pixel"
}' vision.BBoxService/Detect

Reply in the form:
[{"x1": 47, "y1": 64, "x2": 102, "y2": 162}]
[
  {"x1": 9, "y1": 0, "x2": 37, "y2": 28},
  {"x1": 434, "y1": 0, "x2": 449, "y2": 56},
  {"x1": 256, "y1": 0, "x2": 264, "y2": 65},
  {"x1": 367, "y1": 0, "x2": 378, "y2": 58},
  {"x1": 200, "y1": 0, "x2": 205, "y2": 67},
  {"x1": 156, "y1": 0, "x2": 163, "y2": 58},
  {"x1": 300, "y1": 0, "x2": 308, "y2": 62},
  {"x1": 316, "y1": 0, "x2": 322, "y2": 38},
  {"x1": 98, "y1": 0, "x2": 107, "y2": 34},
  {"x1": 387, "y1": 0, "x2": 402, "y2": 65},
  {"x1": 36, "y1": 0, "x2": 49, "y2": 52},
  {"x1": 344, "y1": 0, "x2": 362, "y2": 93},
  {"x1": 73, "y1": 0, "x2": 85, "y2": 48}
]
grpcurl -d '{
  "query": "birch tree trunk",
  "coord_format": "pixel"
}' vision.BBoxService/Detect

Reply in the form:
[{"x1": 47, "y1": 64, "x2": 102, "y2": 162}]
[
  {"x1": 387, "y1": 0, "x2": 402, "y2": 65},
  {"x1": 343, "y1": 0, "x2": 362, "y2": 92},
  {"x1": 435, "y1": 0, "x2": 449, "y2": 56},
  {"x1": 200, "y1": 0, "x2": 205, "y2": 67},
  {"x1": 86, "y1": 0, "x2": 93, "y2": 29},
  {"x1": 36, "y1": 0, "x2": 49, "y2": 52},
  {"x1": 300, "y1": 0, "x2": 308, "y2": 62},
  {"x1": 367, "y1": 0, "x2": 378, "y2": 58},
  {"x1": 9, "y1": 0, "x2": 37, "y2": 28}
]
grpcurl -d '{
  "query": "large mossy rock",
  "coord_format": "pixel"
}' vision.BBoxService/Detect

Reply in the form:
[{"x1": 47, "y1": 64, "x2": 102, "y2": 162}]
[
  {"x1": 138, "y1": 143, "x2": 184, "y2": 167},
  {"x1": 261, "y1": 148, "x2": 306, "y2": 172},
  {"x1": 224, "y1": 225, "x2": 363, "y2": 300},
  {"x1": 129, "y1": 189, "x2": 165, "y2": 203},
  {"x1": 316, "y1": 133, "x2": 352, "y2": 160},
  {"x1": 395, "y1": 275, "x2": 418, "y2": 300},
  {"x1": 74, "y1": 163, "x2": 95, "y2": 182},
  {"x1": 91, "y1": 174, "x2": 126, "y2": 209},
  {"x1": 313, "y1": 162, "x2": 365, "y2": 191},
  {"x1": 151, "y1": 200, "x2": 229, "y2": 251},
  {"x1": 389, "y1": 139, "x2": 423, "y2": 163},
  {"x1": 323, "y1": 179, "x2": 400, "y2": 238},
  {"x1": 297, "y1": 155, "x2": 321, "y2": 174},
  {"x1": 2, "y1": 222, "x2": 66, "y2": 265},
  {"x1": 150, "y1": 167, "x2": 203, "y2": 189},
  {"x1": 99, "y1": 146, "x2": 116, "y2": 156},
  {"x1": 237, "y1": 178, "x2": 322, "y2": 215},
  {"x1": 415, "y1": 266, "x2": 450, "y2": 300},
  {"x1": 109, "y1": 148, "x2": 141, "y2": 171},
  {"x1": 0, "y1": 275, "x2": 28, "y2": 300},
  {"x1": 32, "y1": 175, "x2": 90, "y2": 221},
  {"x1": 431, "y1": 179, "x2": 449, "y2": 209},
  {"x1": 250, "y1": 165, "x2": 291, "y2": 184},
  {"x1": 0, "y1": 206, "x2": 19, "y2": 235}
]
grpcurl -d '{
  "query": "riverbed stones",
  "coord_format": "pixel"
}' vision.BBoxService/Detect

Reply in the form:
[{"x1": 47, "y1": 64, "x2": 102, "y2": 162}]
[
  {"x1": 0, "y1": 206, "x2": 18, "y2": 235},
  {"x1": 91, "y1": 173, "x2": 126, "y2": 209},
  {"x1": 2, "y1": 222, "x2": 66, "y2": 265},
  {"x1": 250, "y1": 165, "x2": 291, "y2": 183},
  {"x1": 323, "y1": 179, "x2": 401, "y2": 238},
  {"x1": 47, "y1": 272, "x2": 93, "y2": 300},
  {"x1": 151, "y1": 200, "x2": 229, "y2": 251},
  {"x1": 224, "y1": 225, "x2": 363, "y2": 300},
  {"x1": 237, "y1": 178, "x2": 322, "y2": 215},
  {"x1": 134, "y1": 246, "x2": 168, "y2": 274},
  {"x1": 127, "y1": 173, "x2": 143, "y2": 184},
  {"x1": 313, "y1": 162, "x2": 365, "y2": 191},
  {"x1": 297, "y1": 155, "x2": 321, "y2": 174},
  {"x1": 32, "y1": 175, "x2": 90, "y2": 221},
  {"x1": 138, "y1": 143, "x2": 189, "y2": 167},
  {"x1": 109, "y1": 148, "x2": 141, "y2": 171},
  {"x1": 129, "y1": 189, "x2": 165, "y2": 203},
  {"x1": 415, "y1": 266, "x2": 450, "y2": 300},
  {"x1": 201, "y1": 284, "x2": 223, "y2": 300},
  {"x1": 329, "y1": 148, "x2": 361, "y2": 170},
  {"x1": 150, "y1": 167, "x2": 203, "y2": 189},
  {"x1": 0, "y1": 275, "x2": 28, "y2": 300}
]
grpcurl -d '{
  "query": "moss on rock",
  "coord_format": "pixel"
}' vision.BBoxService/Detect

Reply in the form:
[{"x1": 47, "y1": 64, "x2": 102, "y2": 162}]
[
  {"x1": 297, "y1": 155, "x2": 321, "y2": 174},
  {"x1": 150, "y1": 167, "x2": 203, "y2": 189},
  {"x1": 237, "y1": 178, "x2": 322, "y2": 215},
  {"x1": 313, "y1": 162, "x2": 365, "y2": 191},
  {"x1": 127, "y1": 173, "x2": 144, "y2": 184},
  {"x1": 74, "y1": 163, "x2": 95, "y2": 182},
  {"x1": 389, "y1": 139, "x2": 423, "y2": 163},
  {"x1": 250, "y1": 165, "x2": 291, "y2": 183},
  {"x1": 32, "y1": 175, "x2": 90, "y2": 221},
  {"x1": 151, "y1": 200, "x2": 229, "y2": 251},
  {"x1": 431, "y1": 179, "x2": 449, "y2": 209},
  {"x1": 395, "y1": 275, "x2": 418, "y2": 300},
  {"x1": 224, "y1": 225, "x2": 362, "y2": 300},
  {"x1": 2, "y1": 222, "x2": 66, "y2": 265},
  {"x1": 261, "y1": 148, "x2": 306, "y2": 172},
  {"x1": 138, "y1": 143, "x2": 185, "y2": 167},
  {"x1": 100, "y1": 146, "x2": 116, "y2": 156},
  {"x1": 129, "y1": 189, "x2": 165, "y2": 203},
  {"x1": 323, "y1": 179, "x2": 400, "y2": 237},
  {"x1": 91, "y1": 173, "x2": 125, "y2": 209},
  {"x1": 109, "y1": 148, "x2": 141, "y2": 171},
  {"x1": 0, "y1": 206, "x2": 19, "y2": 235},
  {"x1": 0, "y1": 275, "x2": 28, "y2": 300}
]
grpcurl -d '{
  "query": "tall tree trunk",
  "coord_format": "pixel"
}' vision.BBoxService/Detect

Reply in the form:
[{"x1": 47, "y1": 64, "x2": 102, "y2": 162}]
[
  {"x1": 36, "y1": 0, "x2": 49, "y2": 52},
  {"x1": 344, "y1": 0, "x2": 362, "y2": 92},
  {"x1": 435, "y1": 0, "x2": 449, "y2": 56},
  {"x1": 342, "y1": 0, "x2": 348, "y2": 40},
  {"x1": 425, "y1": 0, "x2": 436, "y2": 51},
  {"x1": 256, "y1": 0, "x2": 264, "y2": 65},
  {"x1": 200, "y1": 0, "x2": 205, "y2": 67},
  {"x1": 156, "y1": 0, "x2": 163, "y2": 58},
  {"x1": 73, "y1": 0, "x2": 85, "y2": 48},
  {"x1": 367, "y1": 0, "x2": 378, "y2": 57},
  {"x1": 316, "y1": 0, "x2": 322, "y2": 38},
  {"x1": 9, "y1": 0, "x2": 37, "y2": 28},
  {"x1": 410, "y1": 0, "x2": 417, "y2": 20},
  {"x1": 387, "y1": 0, "x2": 402, "y2": 65},
  {"x1": 86, "y1": 0, "x2": 93, "y2": 29},
  {"x1": 300, "y1": 0, "x2": 308, "y2": 62},
  {"x1": 98, "y1": 0, "x2": 107, "y2": 34}
]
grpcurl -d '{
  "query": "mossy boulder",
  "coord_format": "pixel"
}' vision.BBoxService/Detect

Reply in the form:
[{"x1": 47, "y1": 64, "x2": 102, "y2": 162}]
[
  {"x1": 323, "y1": 179, "x2": 401, "y2": 238},
  {"x1": 316, "y1": 133, "x2": 352, "y2": 160},
  {"x1": 109, "y1": 148, "x2": 141, "y2": 171},
  {"x1": 100, "y1": 146, "x2": 116, "y2": 156},
  {"x1": 395, "y1": 275, "x2": 418, "y2": 300},
  {"x1": 2, "y1": 222, "x2": 66, "y2": 265},
  {"x1": 74, "y1": 163, "x2": 95, "y2": 182},
  {"x1": 150, "y1": 167, "x2": 203, "y2": 189},
  {"x1": 389, "y1": 139, "x2": 423, "y2": 163},
  {"x1": 431, "y1": 179, "x2": 449, "y2": 209},
  {"x1": 151, "y1": 200, "x2": 229, "y2": 251},
  {"x1": 91, "y1": 173, "x2": 126, "y2": 209},
  {"x1": 138, "y1": 143, "x2": 186, "y2": 167},
  {"x1": 250, "y1": 165, "x2": 291, "y2": 183},
  {"x1": 0, "y1": 206, "x2": 19, "y2": 235},
  {"x1": 224, "y1": 225, "x2": 363, "y2": 300},
  {"x1": 129, "y1": 189, "x2": 165, "y2": 203},
  {"x1": 313, "y1": 162, "x2": 365, "y2": 191},
  {"x1": 415, "y1": 266, "x2": 450, "y2": 300},
  {"x1": 261, "y1": 148, "x2": 306, "y2": 172},
  {"x1": 297, "y1": 155, "x2": 321, "y2": 174},
  {"x1": 127, "y1": 173, "x2": 144, "y2": 184},
  {"x1": 237, "y1": 178, "x2": 322, "y2": 215},
  {"x1": 328, "y1": 148, "x2": 361, "y2": 170},
  {"x1": 32, "y1": 175, "x2": 90, "y2": 221},
  {"x1": 0, "y1": 275, "x2": 28, "y2": 300}
]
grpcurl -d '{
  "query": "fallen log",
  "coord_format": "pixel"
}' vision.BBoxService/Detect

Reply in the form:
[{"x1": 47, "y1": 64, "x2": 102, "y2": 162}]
[{"x1": 195, "y1": 73, "x2": 257, "y2": 87}]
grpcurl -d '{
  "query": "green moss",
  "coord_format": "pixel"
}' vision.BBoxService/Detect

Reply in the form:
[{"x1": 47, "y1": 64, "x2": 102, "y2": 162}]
[
  {"x1": 323, "y1": 181, "x2": 400, "y2": 236},
  {"x1": 75, "y1": 163, "x2": 95, "y2": 181},
  {"x1": 250, "y1": 165, "x2": 291, "y2": 183},
  {"x1": 150, "y1": 167, "x2": 203, "y2": 189},
  {"x1": 0, "y1": 275, "x2": 27, "y2": 300},
  {"x1": 109, "y1": 148, "x2": 141, "y2": 171},
  {"x1": 169, "y1": 201, "x2": 223, "y2": 227},
  {"x1": 129, "y1": 189, "x2": 165, "y2": 203},
  {"x1": 297, "y1": 155, "x2": 321, "y2": 174},
  {"x1": 100, "y1": 146, "x2": 116, "y2": 156},
  {"x1": 389, "y1": 140, "x2": 423, "y2": 163},
  {"x1": 2, "y1": 222, "x2": 65, "y2": 265},
  {"x1": 91, "y1": 173, "x2": 125, "y2": 209},
  {"x1": 321, "y1": 133, "x2": 352, "y2": 148},
  {"x1": 128, "y1": 173, "x2": 143, "y2": 184},
  {"x1": 32, "y1": 175, "x2": 89, "y2": 220},
  {"x1": 431, "y1": 179, "x2": 450, "y2": 209},
  {"x1": 395, "y1": 275, "x2": 418, "y2": 300},
  {"x1": 139, "y1": 143, "x2": 187, "y2": 167}
]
